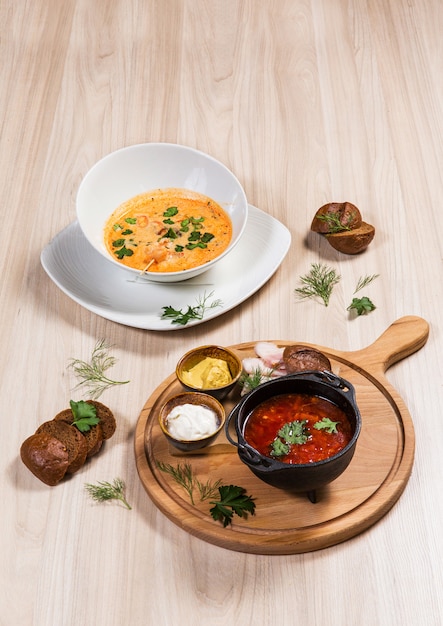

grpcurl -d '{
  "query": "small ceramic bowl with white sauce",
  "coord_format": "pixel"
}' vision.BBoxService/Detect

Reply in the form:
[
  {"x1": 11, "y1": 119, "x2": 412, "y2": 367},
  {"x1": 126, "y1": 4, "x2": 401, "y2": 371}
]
[{"x1": 158, "y1": 392, "x2": 226, "y2": 451}]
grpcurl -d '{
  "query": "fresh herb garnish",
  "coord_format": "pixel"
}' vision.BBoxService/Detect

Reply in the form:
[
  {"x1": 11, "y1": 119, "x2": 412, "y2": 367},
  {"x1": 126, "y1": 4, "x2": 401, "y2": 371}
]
[
  {"x1": 314, "y1": 418, "x2": 339, "y2": 434},
  {"x1": 354, "y1": 274, "x2": 379, "y2": 293},
  {"x1": 347, "y1": 296, "x2": 376, "y2": 316},
  {"x1": 271, "y1": 438, "x2": 290, "y2": 457},
  {"x1": 115, "y1": 245, "x2": 134, "y2": 259},
  {"x1": 317, "y1": 211, "x2": 354, "y2": 233},
  {"x1": 68, "y1": 339, "x2": 130, "y2": 399},
  {"x1": 239, "y1": 367, "x2": 274, "y2": 393},
  {"x1": 161, "y1": 291, "x2": 223, "y2": 325},
  {"x1": 85, "y1": 478, "x2": 131, "y2": 509},
  {"x1": 156, "y1": 461, "x2": 221, "y2": 505},
  {"x1": 111, "y1": 233, "x2": 136, "y2": 258},
  {"x1": 278, "y1": 420, "x2": 308, "y2": 444},
  {"x1": 163, "y1": 206, "x2": 178, "y2": 217},
  {"x1": 125, "y1": 217, "x2": 137, "y2": 224},
  {"x1": 69, "y1": 399, "x2": 100, "y2": 432},
  {"x1": 163, "y1": 227, "x2": 178, "y2": 240},
  {"x1": 197, "y1": 478, "x2": 224, "y2": 501},
  {"x1": 156, "y1": 462, "x2": 255, "y2": 526},
  {"x1": 295, "y1": 263, "x2": 341, "y2": 306},
  {"x1": 271, "y1": 420, "x2": 308, "y2": 456},
  {"x1": 209, "y1": 485, "x2": 256, "y2": 527}
]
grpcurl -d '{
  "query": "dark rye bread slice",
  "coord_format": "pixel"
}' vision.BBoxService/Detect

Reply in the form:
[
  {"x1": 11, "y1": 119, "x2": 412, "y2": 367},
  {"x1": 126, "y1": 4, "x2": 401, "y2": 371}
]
[
  {"x1": 20, "y1": 432, "x2": 69, "y2": 486},
  {"x1": 36, "y1": 420, "x2": 88, "y2": 474},
  {"x1": 86, "y1": 400, "x2": 116, "y2": 440},
  {"x1": 54, "y1": 408, "x2": 104, "y2": 458}
]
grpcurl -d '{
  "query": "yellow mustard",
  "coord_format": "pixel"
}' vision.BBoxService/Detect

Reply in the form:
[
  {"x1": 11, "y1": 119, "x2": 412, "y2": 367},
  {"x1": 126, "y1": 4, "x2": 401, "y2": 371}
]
[{"x1": 182, "y1": 357, "x2": 232, "y2": 389}]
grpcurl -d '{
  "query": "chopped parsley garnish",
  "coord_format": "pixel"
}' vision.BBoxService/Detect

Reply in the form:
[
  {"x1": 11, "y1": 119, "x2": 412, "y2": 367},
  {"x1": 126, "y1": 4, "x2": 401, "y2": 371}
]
[
  {"x1": 163, "y1": 206, "x2": 178, "y2": 217},
  {"x1": 314, "y1": 418, "x2": 339, "y2": 434}
]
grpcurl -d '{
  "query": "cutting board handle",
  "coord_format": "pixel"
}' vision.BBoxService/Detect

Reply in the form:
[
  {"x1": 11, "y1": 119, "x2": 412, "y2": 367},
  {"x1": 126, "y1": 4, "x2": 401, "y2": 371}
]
[{"x1": 341, "y1": 316, "x2": 429, "y2": 375}]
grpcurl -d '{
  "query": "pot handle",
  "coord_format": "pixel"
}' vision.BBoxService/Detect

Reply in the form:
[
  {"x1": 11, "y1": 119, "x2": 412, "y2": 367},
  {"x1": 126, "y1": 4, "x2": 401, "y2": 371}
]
[
  {"x1": 225, "y1": 403, "x2": 240, "y2": 448},
  {"x1": 225, "y1": 403, "x2": 269, "y2": 466},
  {"x1": 305, "y1": 370, "x2": 357, "y2": 405}
]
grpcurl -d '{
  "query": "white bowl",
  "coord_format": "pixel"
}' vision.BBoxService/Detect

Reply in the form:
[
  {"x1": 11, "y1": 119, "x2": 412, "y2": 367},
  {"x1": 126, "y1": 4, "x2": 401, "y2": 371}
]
[{"x1": 76, "y1": 143, "x2": 248, "y2": 282}]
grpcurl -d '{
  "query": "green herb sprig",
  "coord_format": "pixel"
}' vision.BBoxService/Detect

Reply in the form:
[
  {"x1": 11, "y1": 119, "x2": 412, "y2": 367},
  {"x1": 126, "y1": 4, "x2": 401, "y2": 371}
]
[
  {"x1": 68, "y1": 339, "x2": 130, "y2": 400},
  {"x1": 295, "y1": 263, "x2": 341, "y2": 307},
  {"x1": 161, "y1": 291, "x2": 222, "y2": 325},
  {"x1": 314, "y1": 417, "x2": 339, "y2": 434},
  {"x1": 347, "y1": 297, "x2": 376, "y2": 316},
  {"x1": 156, "y1": 461, "x2": 222, "y2": 505},
  {"x1": 156, "y1": 462, "x2": 255, "y2": 526},
  {"x1": 239, "y1": 367, "x2": 274, "y2": 393},
  {"x1": 317, "y1": 212, "x2": 353, "y2": 233},
  {"x1": 354, "y1": 274, "x2": 379, "y2": 293},
  {"x1": 271, "y1": 420, "x2": 308, "y2": 457},
  {"x1": 69, "y1": 400, "x2": 100, "y2": 432},
  {"x1": 85, "y1": 478, "x2": 131, "y2": 509},
  {"x1": 209, "y1": 485, "x2": 256, "y2": 527}
]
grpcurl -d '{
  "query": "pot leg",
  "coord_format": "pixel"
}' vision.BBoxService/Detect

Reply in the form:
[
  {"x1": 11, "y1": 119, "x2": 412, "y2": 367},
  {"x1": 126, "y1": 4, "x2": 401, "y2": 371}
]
[{"x1": 307, "y1": 489, "x2": 317, "y2": 503}]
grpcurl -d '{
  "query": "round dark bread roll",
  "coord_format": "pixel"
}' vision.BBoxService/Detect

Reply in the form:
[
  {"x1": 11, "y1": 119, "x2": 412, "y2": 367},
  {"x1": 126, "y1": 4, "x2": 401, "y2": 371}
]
[
  {"x1": 54, "y1": 409, "x2": 104, "y2": 458},
  {"x1": 283, "y1": 345, "x2": 332, "y2": 373},
  {"x1": 36, "y1": 420, "x2": 88, "y2": 474},
  {"x1": 20, "y1": 432, "x2": 69, "y2": 486},
  {"x1": 326, "y1": 221, "x2": 375, "y2": 254},
  {"x1": 311, "y1": 202, "x2": 362, "y2": 234}
]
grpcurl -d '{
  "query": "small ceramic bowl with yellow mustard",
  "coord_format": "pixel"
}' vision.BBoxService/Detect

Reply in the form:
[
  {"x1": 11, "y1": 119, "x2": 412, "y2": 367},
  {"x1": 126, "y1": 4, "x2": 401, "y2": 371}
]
[
  {"x1": 176, "y1": 345, "x2": 242, "y2": 400},
  {"x1": 158, "y1": 392, "x2": 226, "y2": 451}
]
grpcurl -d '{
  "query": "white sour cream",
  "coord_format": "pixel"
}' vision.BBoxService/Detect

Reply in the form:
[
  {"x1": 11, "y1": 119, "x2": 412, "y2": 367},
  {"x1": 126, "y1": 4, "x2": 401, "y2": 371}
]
[{"x1": 166, "y1": 403, "x2": 218, "y2": 441}]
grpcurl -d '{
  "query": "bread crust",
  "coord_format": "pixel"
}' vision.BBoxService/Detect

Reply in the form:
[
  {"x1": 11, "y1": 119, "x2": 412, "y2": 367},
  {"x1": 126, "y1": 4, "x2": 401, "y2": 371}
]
[
  {"x1": 283, "y1": 345, "x2": 332, "y2": 373},
  {"x1": 54, "y1": 408, "x2": 104, "y2": 457},
  {"x1": 20, "y1": 433, "x2": 69, "y2": 486},
  {"x1": 326, "y1": 221, "x2": 375, "y2": 254},
  {"x1": 86, "y1": 400, "x2": 116, "y2": 440}
]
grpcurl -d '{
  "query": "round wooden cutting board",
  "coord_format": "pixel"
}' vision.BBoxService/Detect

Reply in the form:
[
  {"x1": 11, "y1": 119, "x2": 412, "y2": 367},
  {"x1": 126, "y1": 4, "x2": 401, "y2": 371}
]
[{"x1": 134, "y1": 316, "x2": 429, "y2": 554}]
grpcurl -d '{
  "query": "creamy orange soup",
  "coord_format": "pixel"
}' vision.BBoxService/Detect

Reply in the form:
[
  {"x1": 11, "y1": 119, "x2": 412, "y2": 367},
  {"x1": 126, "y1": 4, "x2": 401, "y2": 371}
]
[{"x1": 104, "y1": 188, "x2": 232, "y2": 273}]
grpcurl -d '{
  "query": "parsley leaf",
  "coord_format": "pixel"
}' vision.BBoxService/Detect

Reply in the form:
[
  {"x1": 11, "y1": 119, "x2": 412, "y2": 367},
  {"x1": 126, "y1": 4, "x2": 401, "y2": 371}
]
[
  {"x1": 270, "y1": 438, "x2": 290, "y2": 457},
  {"x1": 69, "y1": 400, "x2": 100, "y2": 432},
  {"x1": 161, "y1": 291, "x2": 222, "y2": 325},
  {"x1": 163, "y1": 206, "x2": 178, "y2": 217},
  {"x1": 314, "y1": 418, "x2": 339, "y2": 434},
  {"x1": 347, "y1": 296, "x2": 376, "y2": 316},
  {"x1": 115, "y1": 246, "x2": 134, "y2": 259},
  {"x1": 209, "y1": 485, "x2": 256, "y2": 527},
  {"x1": 271, "y1": 420, "x2": 308, "y2": 456},
  {"x1": 278, "y1": 420, "x2": 308, "y2": 444}
]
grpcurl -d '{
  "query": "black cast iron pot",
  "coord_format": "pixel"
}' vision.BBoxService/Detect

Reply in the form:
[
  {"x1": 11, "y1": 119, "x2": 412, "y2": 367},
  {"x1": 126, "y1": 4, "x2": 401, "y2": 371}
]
[{"x1": 225, "y1": 371, "x2": 361, "y2": 502}]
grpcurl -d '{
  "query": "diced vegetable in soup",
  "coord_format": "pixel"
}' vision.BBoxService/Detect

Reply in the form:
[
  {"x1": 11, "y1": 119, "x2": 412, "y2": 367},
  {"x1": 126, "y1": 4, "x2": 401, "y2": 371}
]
[
  {"x1": 104, "y1": 188, "x2": 232, "y2": 272},
  {"x1": 243, "y1": 393, "x2": 353, "y2": 464}
]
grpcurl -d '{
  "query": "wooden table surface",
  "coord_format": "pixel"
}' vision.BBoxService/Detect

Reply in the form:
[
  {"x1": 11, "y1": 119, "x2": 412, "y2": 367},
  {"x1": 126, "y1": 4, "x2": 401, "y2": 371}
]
[{"x1": 2, "y1": 1, "x2": 442, "y2": 624}]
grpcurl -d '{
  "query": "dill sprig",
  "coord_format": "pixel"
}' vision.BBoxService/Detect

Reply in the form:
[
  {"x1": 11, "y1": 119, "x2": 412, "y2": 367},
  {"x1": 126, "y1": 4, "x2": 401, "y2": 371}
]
[
  {"x1": 354, "y1": 274, "x2": 379, "y2": 293},
  {"x1": 161, "y1": 290, "x2": 223, "y2": 325},
  {"x1": 295, "y1": 263, "x2": 341, "y2": 306},
  {"x1": 156, "y1": 461, "x2": 222, "y2": 505},
  {"x1": 68, "y1": 339, "x2": 130, "y2": 400},
  {"x1": 239, "y1": 367, "x2": 274, "y2": 393},
  {"x1": 196, "y1": 477, "x2": 223, "y2": 501},
  {"x1": 85, "y1": 478, "x2": 131, "y2": 509},
  {"x1": 317, "y1": 212, "x2": 353, "y2": 233},
  {"x1": 156, "y1": 461, "x2": 197, "y2": 503}
]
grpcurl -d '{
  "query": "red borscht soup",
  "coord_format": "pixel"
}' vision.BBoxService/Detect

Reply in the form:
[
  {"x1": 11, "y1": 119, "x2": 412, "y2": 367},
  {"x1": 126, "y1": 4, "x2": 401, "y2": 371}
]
[{"x1": 243, "y1": 393, "x2": 353, "y2": 464}]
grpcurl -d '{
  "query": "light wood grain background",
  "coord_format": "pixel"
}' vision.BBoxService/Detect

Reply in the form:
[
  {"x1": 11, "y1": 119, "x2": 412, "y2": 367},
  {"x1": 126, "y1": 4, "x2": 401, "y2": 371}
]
[{"x1": 1, "y1": 1, "x2": 442, "y2": 625}]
